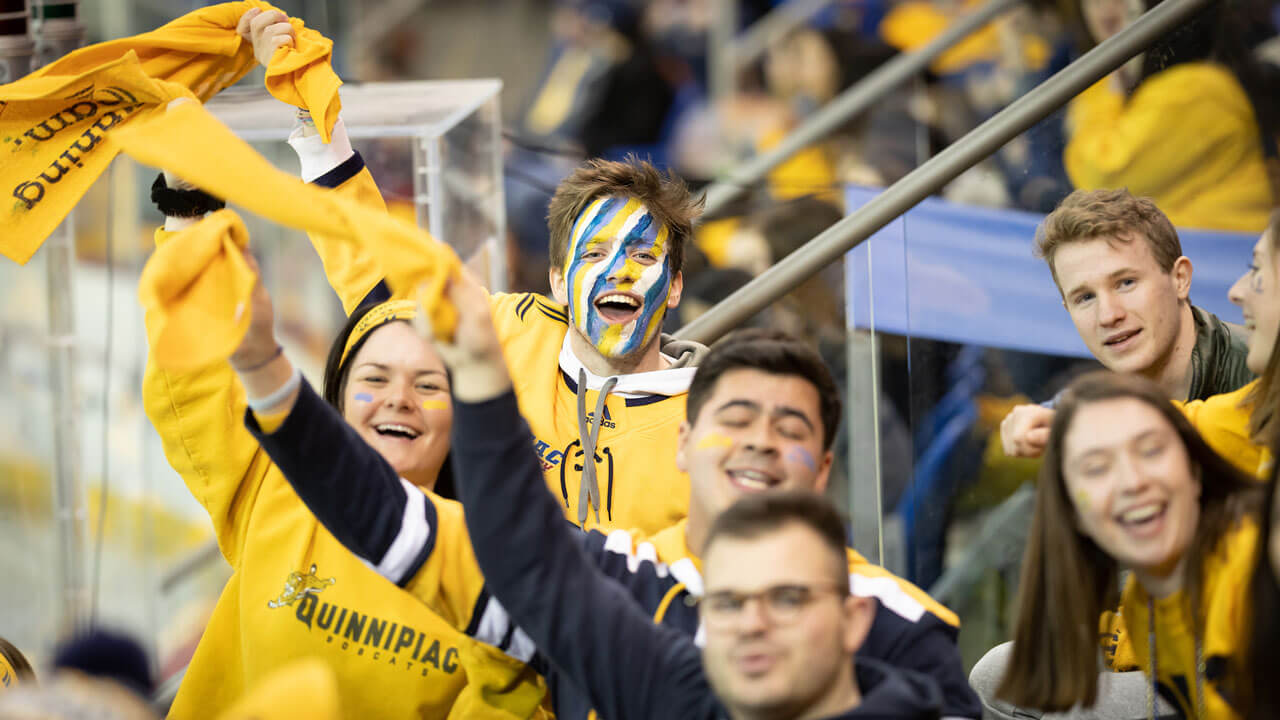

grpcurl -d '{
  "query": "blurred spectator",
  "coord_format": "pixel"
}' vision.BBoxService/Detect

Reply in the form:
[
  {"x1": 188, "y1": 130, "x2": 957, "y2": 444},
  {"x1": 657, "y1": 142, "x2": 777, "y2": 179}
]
[
  {"x1": 0, "y1": 639, "x2": 34, "y2": 692},
  {"x1": 1064, "y1": 0, "x2": 1278, "y2": 231},
  {"x1": 0, "y1": 630, "x2": 157, "y2": 720},
  {"x1": 672, "y1": 267, "x2": 761, "y2": 331},
  {"x1": 52, "y1": 629, "x2": 153, "y2": 699}
]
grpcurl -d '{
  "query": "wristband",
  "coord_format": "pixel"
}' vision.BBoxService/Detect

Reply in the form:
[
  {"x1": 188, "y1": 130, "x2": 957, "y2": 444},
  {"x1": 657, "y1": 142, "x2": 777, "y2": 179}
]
[
  {"x1": 234, "y1": 344, "x2": 284, "y2": 373},
  {"x1": 150, "y1": 172, "x2": 226, "y2": 218},
  {"x1": 247, "y1": 366, "x2": 302, "y2": 412}
]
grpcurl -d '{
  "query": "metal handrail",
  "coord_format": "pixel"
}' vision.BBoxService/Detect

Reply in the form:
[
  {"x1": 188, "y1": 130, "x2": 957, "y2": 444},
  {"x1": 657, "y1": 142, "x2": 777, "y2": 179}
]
[
  {"x1": 700, "y1": 0, "x2": 1023, "y2": 218},
  {"x1": 730, "y1": 0, "x2": 835, "y2": 70},
  {"x1": 676, "y1": 0, "x2": 1216, "y2": 345}
]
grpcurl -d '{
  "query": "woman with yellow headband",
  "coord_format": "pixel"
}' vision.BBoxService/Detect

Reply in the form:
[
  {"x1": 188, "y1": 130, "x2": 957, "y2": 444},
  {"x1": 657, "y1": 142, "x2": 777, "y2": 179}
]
[{"x1": 138, "y1": 11, "x2": 544, "y2": 719}]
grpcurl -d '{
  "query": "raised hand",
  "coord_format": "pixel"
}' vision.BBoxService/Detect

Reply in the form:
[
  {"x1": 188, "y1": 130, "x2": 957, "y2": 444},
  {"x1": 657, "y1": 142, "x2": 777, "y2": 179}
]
[{"x1": 237, "y1": 8, "x2": 295, "y2": 67}]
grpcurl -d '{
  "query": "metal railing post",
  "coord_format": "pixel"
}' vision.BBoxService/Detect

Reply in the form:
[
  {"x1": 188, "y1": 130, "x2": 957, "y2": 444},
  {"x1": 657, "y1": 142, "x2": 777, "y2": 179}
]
[
  {"x1": 675, "y1": 0, "x2": 1216, "y2": 344},
  {"x1": 701, "y1": 0, "x2": 1023, "y2": 217},
  {"x1": 730, "y1": 0, "x2": 834, "y2": 71}
]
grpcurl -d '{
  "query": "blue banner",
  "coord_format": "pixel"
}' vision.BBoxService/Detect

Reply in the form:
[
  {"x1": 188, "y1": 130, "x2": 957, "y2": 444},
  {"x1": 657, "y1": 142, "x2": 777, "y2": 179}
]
[{"x1": 844, "y1": 186, "x2": 1257, "y2": 357}]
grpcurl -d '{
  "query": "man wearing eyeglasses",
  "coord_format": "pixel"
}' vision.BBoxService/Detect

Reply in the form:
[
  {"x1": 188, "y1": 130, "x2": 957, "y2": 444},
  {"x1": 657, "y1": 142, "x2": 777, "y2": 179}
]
[{"x1": 245, "y1": 272, "x2": 979, "y2": 718}]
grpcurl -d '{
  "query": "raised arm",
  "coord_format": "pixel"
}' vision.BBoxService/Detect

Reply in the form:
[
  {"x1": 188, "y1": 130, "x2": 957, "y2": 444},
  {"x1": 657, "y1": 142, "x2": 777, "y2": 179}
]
[
  {"x1": 240, "y1": 8, "x2": 387, "y2": 313},
  {"x1": 141, "y1": 184, "x2": 275, "y2": 566},
  {"x1": 436, "y1": 273, "x2": 712, "y2": 720}
]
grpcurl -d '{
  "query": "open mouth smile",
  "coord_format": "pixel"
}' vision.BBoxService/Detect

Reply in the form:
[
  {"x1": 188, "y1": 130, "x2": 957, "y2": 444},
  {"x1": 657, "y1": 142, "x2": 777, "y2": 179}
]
[
  {"x1": 374, "y1": 423, "x2": 421, "y2": 441},
  {"x1": 1115, "y1": 501, "x2": 1166, "y2": 537},
  {"x1": 726, "y1": 469, "x2": 782, "y2": 492},
  {"x1": 594, "y1": 292, "x2": 643, "y2": 324}
]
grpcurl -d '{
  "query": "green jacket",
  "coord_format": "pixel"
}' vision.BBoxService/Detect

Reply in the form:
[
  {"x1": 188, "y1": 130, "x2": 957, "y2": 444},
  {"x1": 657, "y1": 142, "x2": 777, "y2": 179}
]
[{"x1": 1188, "y1": 304, "x2": 1253, "y2": 401}]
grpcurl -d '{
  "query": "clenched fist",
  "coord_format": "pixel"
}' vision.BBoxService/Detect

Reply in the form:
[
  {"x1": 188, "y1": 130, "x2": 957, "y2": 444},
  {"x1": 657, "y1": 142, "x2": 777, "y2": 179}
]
[{"x1": 999, "y1": 403, "x2": 1055, "y2": 458}]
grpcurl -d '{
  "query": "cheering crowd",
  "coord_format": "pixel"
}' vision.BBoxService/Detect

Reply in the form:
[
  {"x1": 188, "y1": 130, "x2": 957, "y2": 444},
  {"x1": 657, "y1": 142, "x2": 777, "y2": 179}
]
[{"x1": 1, "y1": 2, "x2": 1280, "y2": 719}]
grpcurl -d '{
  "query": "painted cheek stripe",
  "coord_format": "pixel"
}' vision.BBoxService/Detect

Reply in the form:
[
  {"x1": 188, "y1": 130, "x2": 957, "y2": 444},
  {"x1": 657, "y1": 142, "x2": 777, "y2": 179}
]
[
  {"x1": 421, "y1": 399, "x2": 448, "y2": 411},
  {"x1": 354, "y1": 392, "x2": 374, "y2": 403},
  {"x1": 696, "y1": 433, "x2": 735, "y2": 450},
  {"x1": 787, "y1": 447, "x2": 818, "y2": 472}
]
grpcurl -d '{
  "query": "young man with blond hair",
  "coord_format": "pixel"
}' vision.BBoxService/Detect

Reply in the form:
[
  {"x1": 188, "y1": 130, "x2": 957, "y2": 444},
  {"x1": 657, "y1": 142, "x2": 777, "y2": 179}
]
[{"x1": 1000, "y1": 188, "x2": 1251, "y2": 458}]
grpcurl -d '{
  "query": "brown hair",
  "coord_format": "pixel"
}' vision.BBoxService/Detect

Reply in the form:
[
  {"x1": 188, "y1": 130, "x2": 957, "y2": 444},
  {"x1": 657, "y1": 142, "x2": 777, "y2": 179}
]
[
  {"x1": 1246, "y1": 210, "x2": 1280, "y2": 444},
  {"x1": 0, "y1": 635, "x2": 35, "y2": 685},
  {"x1": 1036, "y1": 188, "x2": 1183, "y2": 292},
  {"x1": 546, "y1": 156, "x2": 702, "y2": 276},
  {"x1": 997, "y1": 371, "x2": 1257, "y2": 711},
  {"x1": 705, "y1": 490, "x2": 850, "y2": 592}
]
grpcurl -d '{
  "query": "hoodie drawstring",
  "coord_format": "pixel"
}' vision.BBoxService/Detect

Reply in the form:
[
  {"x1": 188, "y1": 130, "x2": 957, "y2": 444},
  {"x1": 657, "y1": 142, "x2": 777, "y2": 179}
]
[{"x1": 576, "y1": 368, "x2": 617, "y2": 526}]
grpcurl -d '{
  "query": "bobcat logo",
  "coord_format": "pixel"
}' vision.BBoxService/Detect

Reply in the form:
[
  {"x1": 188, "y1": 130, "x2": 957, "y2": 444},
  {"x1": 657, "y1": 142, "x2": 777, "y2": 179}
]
[{"x1": 267, "y1": 564, "x2": 335, "y2": 609}]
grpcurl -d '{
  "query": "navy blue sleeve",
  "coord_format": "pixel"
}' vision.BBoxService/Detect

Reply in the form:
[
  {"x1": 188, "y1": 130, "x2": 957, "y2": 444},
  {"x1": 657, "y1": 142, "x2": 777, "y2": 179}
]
[
  {"x1": 453, "y1": 391, "x2": 715, "y2": 720},
  {"x1": 245, "y1": 376, "x2": 436, "y2": 586},
  {"x1": 858, "y1": 608, "x2": 981, "y2": 719}
]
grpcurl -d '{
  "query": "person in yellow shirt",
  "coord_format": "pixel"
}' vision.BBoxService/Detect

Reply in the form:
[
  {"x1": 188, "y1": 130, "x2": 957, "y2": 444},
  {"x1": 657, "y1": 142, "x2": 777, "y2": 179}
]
[
  {"x1": 142, "y1": 12, "x2": 544, "y2": 718},
  {"x1": 997, "y1": 370, "x2": 1260, "y2": 719},
  {"x1": 308, "y1": 149, "x2": 706, "y2": 536},
  {"x1": 1063, "y1": 0, "x2": 1273, "y2": 232},
  {"x1": 227, "y1": 259, "x2": 981, "y2": 718}
]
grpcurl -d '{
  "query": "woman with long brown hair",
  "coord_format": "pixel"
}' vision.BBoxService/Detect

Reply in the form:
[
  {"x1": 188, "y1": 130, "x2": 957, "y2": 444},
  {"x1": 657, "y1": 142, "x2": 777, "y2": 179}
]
[{"x1": 997, "y1": 371, "x2": 1258, "y2": 719}]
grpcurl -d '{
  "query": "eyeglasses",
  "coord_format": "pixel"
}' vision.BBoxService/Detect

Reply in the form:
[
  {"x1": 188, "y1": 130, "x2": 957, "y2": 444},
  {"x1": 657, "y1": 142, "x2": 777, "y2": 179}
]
[{"x1": 700, "y1": 582, "x2": 848, "y2": 629}]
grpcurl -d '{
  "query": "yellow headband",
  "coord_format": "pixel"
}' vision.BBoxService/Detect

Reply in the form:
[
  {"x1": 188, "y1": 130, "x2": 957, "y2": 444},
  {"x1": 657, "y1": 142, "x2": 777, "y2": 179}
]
[{"x1": 340, "y1": 299, "x2": 418, "y2": 368}]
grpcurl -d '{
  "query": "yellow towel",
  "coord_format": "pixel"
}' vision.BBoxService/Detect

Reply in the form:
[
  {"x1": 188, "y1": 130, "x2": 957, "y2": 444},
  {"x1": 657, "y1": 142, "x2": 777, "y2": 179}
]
[
  {"x1": 0, "y1": 1, "x2": 341, "y2": 264},
  {"x1": 126, "y1": 99, "x2": 458, "y2": 370},
  {"x1": 139, "y1": 212, "x2": 255, "y2": 371}
]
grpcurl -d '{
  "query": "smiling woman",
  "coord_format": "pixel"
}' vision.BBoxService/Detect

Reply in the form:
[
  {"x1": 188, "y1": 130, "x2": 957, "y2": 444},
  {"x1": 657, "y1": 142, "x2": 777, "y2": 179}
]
[
  {"x1": 320, "y1": 299, "x2": 454, "y2": 495},
  {"x1": 997, "y1": 371, "x2": 1259, "y2": 718}
]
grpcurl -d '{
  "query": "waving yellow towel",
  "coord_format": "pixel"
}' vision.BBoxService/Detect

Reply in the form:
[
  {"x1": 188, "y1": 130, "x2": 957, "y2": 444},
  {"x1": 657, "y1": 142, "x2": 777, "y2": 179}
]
[
  {"x1": 0, "y1": 1, "x2": 341, "y2": 264},
  {"x1": 131, "y1": 100, "x2": 459, "y2": 370}
]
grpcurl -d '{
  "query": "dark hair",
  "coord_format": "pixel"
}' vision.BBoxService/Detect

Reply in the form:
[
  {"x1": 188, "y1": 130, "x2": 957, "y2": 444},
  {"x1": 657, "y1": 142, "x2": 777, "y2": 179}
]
[
  {"x1": 704, "y1": 490, "x2": 850, "y2": 591},
  {"x1": 1245, "y1": 211, "x2": 1280, "y2": 444},
  {"x1": 0, "y1": 635, "x2": 35, "y2": 685},
  {"x1": 321, "y1": 302, "x2": 456, "y2": 499},
  {"x1": 52, "y1": 629, "x2": 152, "y2": 696},
  {"x1": 546, "y1": 156, "x2": 702, "y2": 276},
  {"x1": 1245, "y1": 436, "x2": 1280, "y2": 719},
  {"x1": 998, "y1": 371, "x2": 1257, "y2": 710},
  {"x1": 687, "y1": 329, "x2": 842, "y2": 450}
]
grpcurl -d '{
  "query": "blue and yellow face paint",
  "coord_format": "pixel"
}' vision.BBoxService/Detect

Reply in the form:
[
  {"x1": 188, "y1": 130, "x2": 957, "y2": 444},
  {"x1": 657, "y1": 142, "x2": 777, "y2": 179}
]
[{"x1": 564, "y1": 196, "x2": 673, "y2": 359}]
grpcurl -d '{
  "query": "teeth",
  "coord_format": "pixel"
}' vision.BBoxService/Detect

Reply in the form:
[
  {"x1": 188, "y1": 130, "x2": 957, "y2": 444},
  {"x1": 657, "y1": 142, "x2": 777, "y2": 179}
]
[
  {"x1": 597, "y1": 294, "x2": 639, "y2": 307},
  {"x1": 730, "y1": 470, "x2": 773, "y2": 489},
  {"x1": 1121, "y1": 505, "x2": 1161, "y2": 524},
  {"x1": 376, "y1": 423, "x2": 419, "y2": 438}
]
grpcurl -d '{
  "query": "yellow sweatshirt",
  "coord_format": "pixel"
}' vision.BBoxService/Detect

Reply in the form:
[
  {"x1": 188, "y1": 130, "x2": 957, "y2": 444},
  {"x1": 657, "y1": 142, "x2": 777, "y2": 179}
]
[
  {"x1": 1065, "y1": 63, "x2": 1271, "y2": 233},
  {"x1": 307, "y1": 155, "x2": 693, "y2": 537},
  {"x1": 144, "y1": 171, "x2": 545, "y2": 719},
  {"x1": 1119, "y1": 519, "x2": 1257, "y2": 720},
  {"x1": 1179, "y1": 380, "x2": 1270, "y2": 479},
  {"x1": 489, "y1": 292, "x2": 692, "y2": 534}
]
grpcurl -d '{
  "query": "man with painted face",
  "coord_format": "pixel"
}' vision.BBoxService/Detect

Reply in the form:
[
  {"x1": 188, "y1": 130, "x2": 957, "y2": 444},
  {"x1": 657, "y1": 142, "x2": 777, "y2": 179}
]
[
  {"x1": 240, "y1": 267, "x2": 981, "y2": 718},
  {"x1": 297, "y1": 135, "x2": 702, "y2": 534}
]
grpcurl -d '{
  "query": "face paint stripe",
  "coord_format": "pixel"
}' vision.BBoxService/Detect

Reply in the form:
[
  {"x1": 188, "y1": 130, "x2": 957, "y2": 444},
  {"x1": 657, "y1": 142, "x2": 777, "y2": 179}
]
[
  {"x1": 354, "y1": 393, "x2": 374, "y2": 403},
  {"x1": 569, "y1": 196, "x2": 614, "y2": 250}
]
